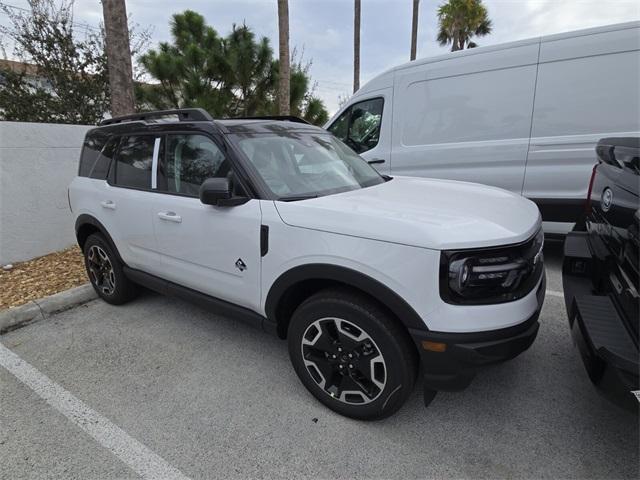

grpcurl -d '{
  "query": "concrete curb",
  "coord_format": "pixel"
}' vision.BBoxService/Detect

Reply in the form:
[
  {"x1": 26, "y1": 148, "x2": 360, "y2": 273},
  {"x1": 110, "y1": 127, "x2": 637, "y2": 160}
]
[{"x1": 0, "y1": 284, "x2": 97, "y2": 334}]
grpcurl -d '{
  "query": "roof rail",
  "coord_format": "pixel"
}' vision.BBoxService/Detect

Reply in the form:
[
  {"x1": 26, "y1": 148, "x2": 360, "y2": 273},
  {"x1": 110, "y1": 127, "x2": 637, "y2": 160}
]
[
  {"x1": 229, "y1": 115, "x2": 311, "y2": 125},
  {"x1": 99, "y1": 108, "x2": 213, "y2": 126}
]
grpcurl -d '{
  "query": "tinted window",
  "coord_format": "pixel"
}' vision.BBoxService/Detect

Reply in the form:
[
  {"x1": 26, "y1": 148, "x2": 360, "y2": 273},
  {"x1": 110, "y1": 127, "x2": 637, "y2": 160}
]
[
  {"x1": 164, "y1": 134, "x2": 229, "y2": 196},
  {"x1": 79, "y1": 131, "x2": 108, "y2": 177},
  {"x1": 90, "y1": 137, "x2": 118, "y2": 179},
  {"x1": 327, "y1": 98, "x2": 383, "y2": 154},
  {"x1": 114, "y1": 136, "x2": 156, "y2": 189}
]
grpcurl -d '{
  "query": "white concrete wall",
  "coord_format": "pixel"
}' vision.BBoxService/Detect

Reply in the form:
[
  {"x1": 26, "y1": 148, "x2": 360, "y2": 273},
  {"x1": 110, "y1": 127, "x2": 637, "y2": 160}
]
[{"x1": 0, "y1": 122, "x2": 91, "y2": 264}]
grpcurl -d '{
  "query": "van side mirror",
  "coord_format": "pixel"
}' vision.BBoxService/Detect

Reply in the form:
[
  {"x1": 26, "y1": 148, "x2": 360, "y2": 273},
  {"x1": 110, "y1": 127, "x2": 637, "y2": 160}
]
[{"x1": 199, "y1": 177, "x2": 249, "y2": 207}]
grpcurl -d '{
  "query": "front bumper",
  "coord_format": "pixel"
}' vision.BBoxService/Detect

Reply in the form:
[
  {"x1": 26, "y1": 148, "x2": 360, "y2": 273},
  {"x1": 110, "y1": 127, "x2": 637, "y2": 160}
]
[
  {"x1": 562, "y1": 232, "x2": 639, "y2": 408},
  {"x1": 409, "y1": 273, "x2": 545, "y2": 395}
]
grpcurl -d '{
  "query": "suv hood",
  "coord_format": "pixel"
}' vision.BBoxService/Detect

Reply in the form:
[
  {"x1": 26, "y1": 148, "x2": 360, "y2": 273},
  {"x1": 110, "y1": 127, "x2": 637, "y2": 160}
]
[{"x1": 274, "y1": 177, "x2": 541, "y2": 250}]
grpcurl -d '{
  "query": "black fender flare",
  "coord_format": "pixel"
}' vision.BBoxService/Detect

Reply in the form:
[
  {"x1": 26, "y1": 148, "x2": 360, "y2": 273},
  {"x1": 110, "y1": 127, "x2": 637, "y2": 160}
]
[
  {"x1": 74, "y1": 214, "x2": 124, "y2": 264},
  {"x1": 264, "y1": 263, "x2": 428, "y2": 332}
]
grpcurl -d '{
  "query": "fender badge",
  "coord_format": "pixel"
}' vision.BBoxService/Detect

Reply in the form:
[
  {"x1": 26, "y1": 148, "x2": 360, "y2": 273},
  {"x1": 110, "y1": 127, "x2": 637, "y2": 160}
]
[
  {"x1": 235, "y1": 258, "x2": 247, "y2": 272},
  {"x1": 601, "y1": 187, "x2": 613, "y2": 212}
]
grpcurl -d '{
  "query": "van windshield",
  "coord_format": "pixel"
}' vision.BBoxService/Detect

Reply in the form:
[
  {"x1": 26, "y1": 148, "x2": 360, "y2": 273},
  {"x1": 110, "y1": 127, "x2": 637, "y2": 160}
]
[{"x1": 230, "y1": 132, "x2": 385, "y2": 200}]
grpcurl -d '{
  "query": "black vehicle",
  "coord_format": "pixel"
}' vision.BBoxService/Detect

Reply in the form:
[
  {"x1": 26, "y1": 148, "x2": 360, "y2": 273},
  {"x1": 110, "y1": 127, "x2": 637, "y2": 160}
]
[{"x1": 562, "y1": 137, "x2": 639, "y2": 409}]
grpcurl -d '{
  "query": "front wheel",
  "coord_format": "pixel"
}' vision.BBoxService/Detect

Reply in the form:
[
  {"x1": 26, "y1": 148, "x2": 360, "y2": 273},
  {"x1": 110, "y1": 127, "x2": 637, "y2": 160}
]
[{"x1": 288, "y1": 288, "x2": 418, "y2": 420}]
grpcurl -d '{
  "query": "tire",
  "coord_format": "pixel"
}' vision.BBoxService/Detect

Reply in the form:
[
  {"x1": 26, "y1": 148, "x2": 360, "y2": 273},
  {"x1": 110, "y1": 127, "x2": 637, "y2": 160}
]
[
  {"x1": 288, "y1": 287, "x2": 418, "y2": 420},
  {"x1": 83, "y1": 233, "x2": 138, "y2": 305}
]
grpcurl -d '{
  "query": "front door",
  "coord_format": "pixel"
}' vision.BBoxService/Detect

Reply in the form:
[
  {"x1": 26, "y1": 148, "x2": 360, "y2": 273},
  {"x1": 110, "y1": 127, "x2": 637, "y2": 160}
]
[{"x1": 152, "y1": 133, "x2": 262, "y2": 311}]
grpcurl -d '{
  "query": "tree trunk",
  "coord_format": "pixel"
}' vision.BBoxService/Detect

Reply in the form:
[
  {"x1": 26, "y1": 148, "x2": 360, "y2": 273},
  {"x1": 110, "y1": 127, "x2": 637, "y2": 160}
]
[
  {"x1": 410, "y1": 0, "x2": 420, "y2": 61},
  {"x1": 101, "y1": 0, "x2": 135, "y2": 116},
  {"x1": 452, "y1": 32, "x2": 463, "y2": 52},
  {"x1": 277, "y1": 0, "x2": 290, "y2": 115},
  {"x1": 353, "y1": 0, "x2": 360, "y2": 93}
]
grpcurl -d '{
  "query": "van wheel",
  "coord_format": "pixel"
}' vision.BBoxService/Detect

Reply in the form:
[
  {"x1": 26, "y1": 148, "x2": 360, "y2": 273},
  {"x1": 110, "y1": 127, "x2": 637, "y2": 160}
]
[
  {"x1": 288, "y1": 288, "x2": 418, "y2": 420},
  {"x1": 83, "y1": 233, "x2": 137, "y2": 305}
]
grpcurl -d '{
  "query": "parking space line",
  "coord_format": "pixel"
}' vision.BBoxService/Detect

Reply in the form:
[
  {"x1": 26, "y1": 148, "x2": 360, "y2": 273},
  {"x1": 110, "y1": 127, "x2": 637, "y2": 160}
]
[
  {"x1": 545, "y1": 290, "x2": 564, "y2": 298},
  {"x1": 0, "y1": 342, "x2": 190, "y2": 480}
]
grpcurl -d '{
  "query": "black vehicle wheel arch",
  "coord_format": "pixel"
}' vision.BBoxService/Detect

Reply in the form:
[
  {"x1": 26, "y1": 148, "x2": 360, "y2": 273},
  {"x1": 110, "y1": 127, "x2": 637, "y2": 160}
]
[
  {"x1": 265, "y1": 263, "x2": 428, "y2": 339},
  {"x1": 75, "y1": 214, "x2": 124, "y2": 263}
]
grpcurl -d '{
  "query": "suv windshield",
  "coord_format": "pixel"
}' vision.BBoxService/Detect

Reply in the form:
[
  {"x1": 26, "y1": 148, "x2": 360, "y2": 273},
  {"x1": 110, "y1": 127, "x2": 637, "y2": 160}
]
[{"x1": 230, "y1": 132, "x2": 385, "y2": 200}]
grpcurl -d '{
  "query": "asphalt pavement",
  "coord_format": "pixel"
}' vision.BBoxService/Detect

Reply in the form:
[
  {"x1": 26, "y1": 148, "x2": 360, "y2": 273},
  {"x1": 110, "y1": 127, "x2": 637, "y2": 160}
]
[{"x1": 1, "y1": 244, "x2": 638, "y2": 479}]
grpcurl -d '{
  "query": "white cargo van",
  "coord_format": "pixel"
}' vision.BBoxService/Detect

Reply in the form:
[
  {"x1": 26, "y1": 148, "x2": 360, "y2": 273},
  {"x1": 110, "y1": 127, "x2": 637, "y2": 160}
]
[{"x1": 326, "y1": 22, "x2": 640, "y2": 234}]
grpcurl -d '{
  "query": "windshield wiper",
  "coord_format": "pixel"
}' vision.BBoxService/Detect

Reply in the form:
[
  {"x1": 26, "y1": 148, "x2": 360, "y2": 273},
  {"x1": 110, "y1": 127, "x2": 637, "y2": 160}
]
[{"x1": 278, "y1": 194, "x2": 319, "y2": 202}]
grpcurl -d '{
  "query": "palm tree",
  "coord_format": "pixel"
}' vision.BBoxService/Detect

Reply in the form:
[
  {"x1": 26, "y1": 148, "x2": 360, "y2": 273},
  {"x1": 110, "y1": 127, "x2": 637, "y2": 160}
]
[
  {"x1": 437, "y1": 0, "x2": 492, "y2": 52},
  {"x1": 353, "y1": 0, "x2": 360, "y2": 93},
  {"x1": 277, "y1": 0, "x2": 290, "y2": 115},
  {"x1": 101, "y1": 0, "x2": 135, "y2": 115},
  {"x1": 410, "y1": 0, "x2": 420, "y2": 61}
]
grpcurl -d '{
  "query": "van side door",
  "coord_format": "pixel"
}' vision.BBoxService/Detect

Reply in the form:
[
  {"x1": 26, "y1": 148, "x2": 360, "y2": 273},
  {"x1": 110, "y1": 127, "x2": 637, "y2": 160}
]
[
  {"x1": 389, "y1": 42, "x2": 539, "y2": 193},
  {"x1": 326, "y1": 91, "x2": 392, "y2": 174}
]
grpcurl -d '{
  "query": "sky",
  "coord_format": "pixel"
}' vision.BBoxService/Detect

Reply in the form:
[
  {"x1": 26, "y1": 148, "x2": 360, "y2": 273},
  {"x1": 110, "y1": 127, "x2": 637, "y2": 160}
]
[{"x1": 1, "y1": 0, "x2": 639, "y2": 115}]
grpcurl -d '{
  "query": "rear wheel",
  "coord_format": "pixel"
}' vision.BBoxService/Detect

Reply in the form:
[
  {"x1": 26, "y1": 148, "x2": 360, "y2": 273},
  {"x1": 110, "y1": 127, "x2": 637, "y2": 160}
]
[
  {"x1": 83, "y1": 233, "x2": 137, "y2": 305},
  {"x1": 288, "y1": 288, "x2": 418, "y2": 420}
]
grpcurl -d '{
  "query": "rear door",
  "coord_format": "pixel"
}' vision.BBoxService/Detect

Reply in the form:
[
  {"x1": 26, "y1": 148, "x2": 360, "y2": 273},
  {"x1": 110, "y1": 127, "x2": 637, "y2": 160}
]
[
  {"x1": 326, "y1": 91, "x2": 392, "y2": 174},
  {"x1": 152, "y1": 133, "x2": 262, "y2": 311},
  {"x1": 101, "y1": 134, "x2": 162, "y2": 275}
]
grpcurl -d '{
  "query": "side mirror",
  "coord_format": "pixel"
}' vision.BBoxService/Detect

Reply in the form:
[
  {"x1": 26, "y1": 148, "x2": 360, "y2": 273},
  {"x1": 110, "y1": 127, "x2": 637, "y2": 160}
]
[
  {"x1": 199, "y1": 177, "x2": 248, "y2": 207},
  {"x1": 199, "y1": 177, "x2": 231, "y2": 206}
]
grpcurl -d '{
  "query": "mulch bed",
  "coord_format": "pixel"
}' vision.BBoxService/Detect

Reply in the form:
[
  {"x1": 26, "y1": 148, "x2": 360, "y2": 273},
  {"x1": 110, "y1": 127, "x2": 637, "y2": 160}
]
[{"x1": 0, "y1": 246, "x2": 88, "y2": 310}]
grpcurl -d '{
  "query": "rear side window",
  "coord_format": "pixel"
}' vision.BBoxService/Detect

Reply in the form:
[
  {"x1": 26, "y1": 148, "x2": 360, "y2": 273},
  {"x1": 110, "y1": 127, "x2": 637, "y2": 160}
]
[
  {"x1": 114, "y1": 136, "x2": 157, "y2": 190},
  {"x1": 79, "y1": 131, "x2": 108, "y2": 178},
  {"x1": 90, "y1": 137, "x2": 118, "y2": 179}
]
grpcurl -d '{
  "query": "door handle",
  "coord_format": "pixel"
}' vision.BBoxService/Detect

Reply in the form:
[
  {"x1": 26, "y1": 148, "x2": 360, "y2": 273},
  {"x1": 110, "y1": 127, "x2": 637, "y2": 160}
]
[
  {"x1": 367, "y1": 158, "x2": 386, "y2": 165},
  {"x1": 157, "y1": 211, "x2": 182, "y2": 223},
  {"x1": 100, "y1": 200, "x2": 116, "y2": 210}
]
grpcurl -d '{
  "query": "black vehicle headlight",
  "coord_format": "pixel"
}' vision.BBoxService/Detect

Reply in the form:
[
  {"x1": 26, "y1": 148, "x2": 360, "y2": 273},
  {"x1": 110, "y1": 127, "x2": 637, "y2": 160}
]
[{"x1": 439, "y1": 230, "x2": 544, "y2": 305}]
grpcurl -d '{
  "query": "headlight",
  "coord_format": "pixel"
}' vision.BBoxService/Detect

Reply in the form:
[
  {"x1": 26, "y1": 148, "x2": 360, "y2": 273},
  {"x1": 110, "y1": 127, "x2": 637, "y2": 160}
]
[{"x1": 439, "y1": 230, "x2": 544, "y2": 305}]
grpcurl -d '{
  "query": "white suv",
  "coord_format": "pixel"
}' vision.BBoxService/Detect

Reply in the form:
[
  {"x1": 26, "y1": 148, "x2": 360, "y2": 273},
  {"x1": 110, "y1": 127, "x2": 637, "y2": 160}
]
[{"x1": 69, "y1": 109, "x2": 546, "y2": 420}]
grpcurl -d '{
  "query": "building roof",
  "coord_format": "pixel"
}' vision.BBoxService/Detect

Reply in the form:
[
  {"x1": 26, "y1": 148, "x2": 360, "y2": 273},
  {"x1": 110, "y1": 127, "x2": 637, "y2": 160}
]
[{"x1": 0, "y1": 59, "x2": 40, "y2": 77}]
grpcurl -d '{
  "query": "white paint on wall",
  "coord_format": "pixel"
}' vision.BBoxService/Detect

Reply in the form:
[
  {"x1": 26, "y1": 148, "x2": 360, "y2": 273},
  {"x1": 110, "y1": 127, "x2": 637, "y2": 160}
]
[{"x1": 0, "y1": 122, "x2": 91, "y2": 264}]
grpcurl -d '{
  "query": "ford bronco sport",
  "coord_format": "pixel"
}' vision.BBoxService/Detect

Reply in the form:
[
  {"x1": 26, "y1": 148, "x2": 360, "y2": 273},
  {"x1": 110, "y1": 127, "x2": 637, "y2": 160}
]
[{"x1": 69, "y1": 108, "x2": 546, "y2": 420}]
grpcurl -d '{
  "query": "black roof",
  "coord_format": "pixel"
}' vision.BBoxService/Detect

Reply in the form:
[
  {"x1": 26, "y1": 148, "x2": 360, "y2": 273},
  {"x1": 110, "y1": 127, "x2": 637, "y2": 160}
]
[
  {"x1": 214, "y1": 118, "x2": 325, "y2": 134},
  {"x1": 99, "y1": 108, "x2": 214, "y2": 126},
  {"x1": 97, "y1": 108, "x2": 325, "y2": 135}
]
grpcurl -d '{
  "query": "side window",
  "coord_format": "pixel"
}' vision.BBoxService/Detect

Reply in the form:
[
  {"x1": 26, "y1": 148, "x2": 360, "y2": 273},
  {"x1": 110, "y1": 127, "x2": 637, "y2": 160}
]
[
  {"x1": 164, "y1": 134, "x2": 229, "y2": 196},
  {"x1": 79, "y1": 131, "x2": 108, "y2": 177},
  {"x1": 327, "y1": 109, "x2": 349, "y2": 141},
  {"x1": 114, "y1": 136, "x2": 156, "y2": 190},
  {"x1": 89, "y1": 137, "x2": 119, "y2": 180},
  {"x1": 328, "y1": 98, "x2": 384, "y2": 154}
]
